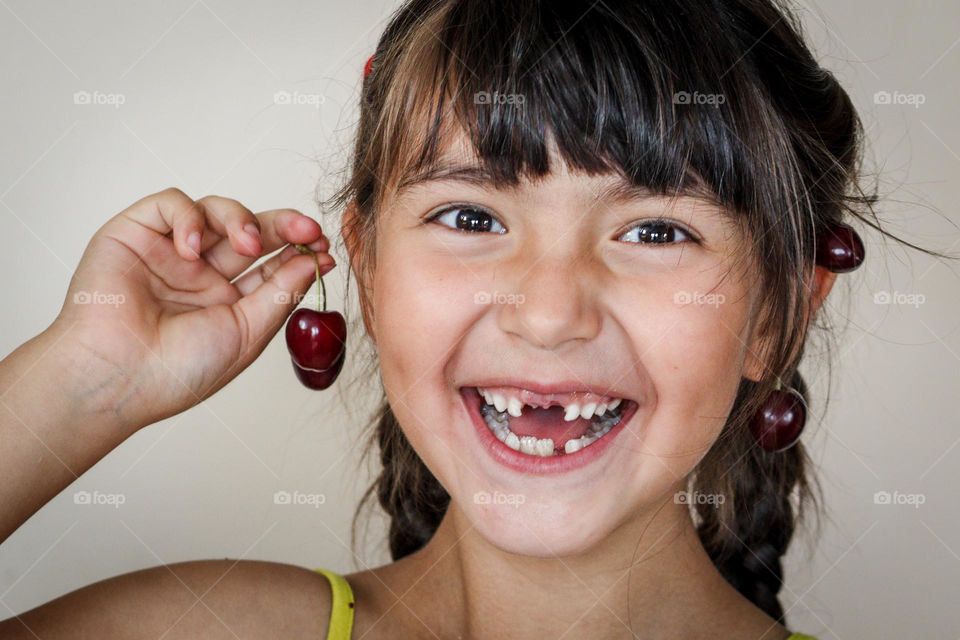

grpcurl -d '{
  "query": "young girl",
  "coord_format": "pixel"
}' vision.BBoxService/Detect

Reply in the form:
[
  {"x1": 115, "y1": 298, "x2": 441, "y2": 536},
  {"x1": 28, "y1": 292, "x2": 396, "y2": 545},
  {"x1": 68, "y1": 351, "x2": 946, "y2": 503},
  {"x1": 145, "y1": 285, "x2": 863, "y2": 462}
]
[{"x1": 1, "y1": 0, "x2": 891, "y2": 638}]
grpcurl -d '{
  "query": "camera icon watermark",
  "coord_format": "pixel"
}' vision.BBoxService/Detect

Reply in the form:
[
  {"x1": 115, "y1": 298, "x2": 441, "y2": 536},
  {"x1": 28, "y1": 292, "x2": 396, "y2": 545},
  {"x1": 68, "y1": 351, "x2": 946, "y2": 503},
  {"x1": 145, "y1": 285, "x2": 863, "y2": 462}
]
[
  {"x1": 872, "y1": 290, "x2": 925, "y2": 308},
  {"x1": 674, "y1": 490, "x2": 725, "y2": 508},
  {"x1": 273, "y1": 90, "x2": 325, "y2": 109},
  {"x1": 474, "y1": 490, "x2": 525, "y2": 508},
  {"x1": 73, "y1": 490, "x2": 126, "y2": 508},
  {"x1": 73, "y1": 290, "x2": 126, "y2": 308},
  {"x1": 273, "y1": 490, "x2": 326, "y2": 508},
  {"x1": 673, "y1": 91, "x2": 725, "y2": 107},
  {"x1": 473, "y1": 290, "x2": 525, "y2": 307},
  {"x1": 873, "y1": 90, "x2": 925, "y2": 109},
  {"x1": 873, "y1": 490, "x2": 925, "y2": 509},
  {"x1": 673, "y1": 290, "x2": 725, "y2": 308},
  {"x1": 273, "y1": 291, "x2": 322, "y2": 306},
  {"x1": 73, "y1": 90, "x2": 126, "y2": 108},
  {"x1": 473, "y1": 91, "x2": 526, "y2": 106}
]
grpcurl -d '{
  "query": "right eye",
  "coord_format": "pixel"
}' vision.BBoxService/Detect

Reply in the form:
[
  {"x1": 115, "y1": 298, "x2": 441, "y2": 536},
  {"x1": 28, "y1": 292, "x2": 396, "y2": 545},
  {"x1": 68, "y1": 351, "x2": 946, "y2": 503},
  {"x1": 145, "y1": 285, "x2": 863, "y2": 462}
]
[{"x1": 427, "y1": 205, "x2": 507, "y2": 234}]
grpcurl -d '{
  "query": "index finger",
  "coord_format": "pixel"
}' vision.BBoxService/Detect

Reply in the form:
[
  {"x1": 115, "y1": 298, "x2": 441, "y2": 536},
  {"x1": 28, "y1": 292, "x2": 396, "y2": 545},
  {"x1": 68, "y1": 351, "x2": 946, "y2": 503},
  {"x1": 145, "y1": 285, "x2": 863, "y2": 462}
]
[{"x1": 201, "y1": 209, "x2": 330, "y2": 280}]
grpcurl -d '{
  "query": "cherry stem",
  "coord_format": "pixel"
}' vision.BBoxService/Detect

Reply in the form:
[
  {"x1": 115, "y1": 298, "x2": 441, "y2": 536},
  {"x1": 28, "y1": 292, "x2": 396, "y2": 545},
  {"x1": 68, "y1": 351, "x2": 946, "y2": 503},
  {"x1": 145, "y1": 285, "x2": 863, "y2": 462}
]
[{"x1": 294, "y1": 244, "x2": 327, "y2": 312}]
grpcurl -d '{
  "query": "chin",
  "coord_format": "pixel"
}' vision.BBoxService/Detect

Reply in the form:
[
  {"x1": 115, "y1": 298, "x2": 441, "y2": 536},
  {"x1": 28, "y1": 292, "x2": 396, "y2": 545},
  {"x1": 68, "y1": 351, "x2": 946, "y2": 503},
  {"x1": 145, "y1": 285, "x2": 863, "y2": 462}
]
[{"x1": 459, "y1": 485, "x2": 630, "y2": 558}]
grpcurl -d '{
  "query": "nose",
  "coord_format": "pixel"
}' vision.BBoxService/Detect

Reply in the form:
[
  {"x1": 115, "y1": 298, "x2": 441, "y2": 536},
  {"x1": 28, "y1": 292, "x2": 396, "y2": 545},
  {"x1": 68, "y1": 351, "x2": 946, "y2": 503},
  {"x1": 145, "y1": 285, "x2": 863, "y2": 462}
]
[{"x1": 496, "y1": 253, "x2": 602, "y2": 351}]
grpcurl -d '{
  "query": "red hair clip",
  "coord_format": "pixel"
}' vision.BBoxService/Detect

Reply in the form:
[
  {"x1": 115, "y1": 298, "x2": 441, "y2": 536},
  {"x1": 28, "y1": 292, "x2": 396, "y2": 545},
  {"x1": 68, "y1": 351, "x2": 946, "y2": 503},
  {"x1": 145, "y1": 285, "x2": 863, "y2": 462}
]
[{"x1": 363, "y1": 54, "x2": 375, "y2": 79}]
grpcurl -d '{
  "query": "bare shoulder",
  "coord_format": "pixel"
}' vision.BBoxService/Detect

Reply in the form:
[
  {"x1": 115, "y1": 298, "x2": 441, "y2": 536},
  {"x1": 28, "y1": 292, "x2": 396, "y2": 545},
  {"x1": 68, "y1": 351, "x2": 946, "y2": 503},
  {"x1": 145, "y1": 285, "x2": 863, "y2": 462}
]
[
  {"x1": 718, "y1": 593, "x2": 794, "y2": 640},
  {"x1": 0, "y1": 559, "x2": 332, "y2": 639},
  {"x1": 688, "y1": 572, "x2": 794, "y2": 640},
  {"x1": 340, "y1": 559, "x2": 431, "y2": 639}
]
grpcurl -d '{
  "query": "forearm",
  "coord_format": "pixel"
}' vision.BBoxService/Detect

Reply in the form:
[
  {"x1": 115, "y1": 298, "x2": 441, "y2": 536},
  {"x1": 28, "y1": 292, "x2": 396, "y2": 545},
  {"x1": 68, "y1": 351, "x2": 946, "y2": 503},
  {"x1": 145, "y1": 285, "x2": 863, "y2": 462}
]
[{"x1": 0, "y1": 320, "x2": 140, "y2": 544}]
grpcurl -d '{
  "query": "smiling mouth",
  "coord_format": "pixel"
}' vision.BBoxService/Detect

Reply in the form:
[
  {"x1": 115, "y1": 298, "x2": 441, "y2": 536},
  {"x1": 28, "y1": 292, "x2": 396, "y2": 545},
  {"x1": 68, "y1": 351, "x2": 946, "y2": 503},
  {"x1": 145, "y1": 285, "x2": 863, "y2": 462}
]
[{"x1": 463, "y1": 386, "x2": 637, "y2": 457}]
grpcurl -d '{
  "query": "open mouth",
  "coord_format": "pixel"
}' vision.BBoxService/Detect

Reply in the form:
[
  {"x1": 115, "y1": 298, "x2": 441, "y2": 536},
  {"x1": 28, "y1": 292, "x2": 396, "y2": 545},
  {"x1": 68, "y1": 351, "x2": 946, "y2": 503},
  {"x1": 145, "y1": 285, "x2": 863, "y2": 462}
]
[{"x1": 461, "y1": 385, "x2": 638, "y2": 459}]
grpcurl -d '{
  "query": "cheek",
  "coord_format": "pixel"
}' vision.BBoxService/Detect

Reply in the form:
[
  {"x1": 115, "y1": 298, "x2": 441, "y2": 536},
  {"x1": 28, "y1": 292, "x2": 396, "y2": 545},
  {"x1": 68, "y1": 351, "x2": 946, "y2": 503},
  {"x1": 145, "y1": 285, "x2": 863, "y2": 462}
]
[
  {"x1": 371, "y1": 238, "x2": 521, "y2": 509},
  {"x1": 371, "y1": 240, "x2": 482, "y2": 468},
  {"x1": 625, "y1": 279, "x2": 752, "y2": 467},
  {"x1": 373, "y1": 243, "x2": 461, "y2": 390},
  {"x1": 617, "y1": 270, "x2": 751, "y2": 480}
]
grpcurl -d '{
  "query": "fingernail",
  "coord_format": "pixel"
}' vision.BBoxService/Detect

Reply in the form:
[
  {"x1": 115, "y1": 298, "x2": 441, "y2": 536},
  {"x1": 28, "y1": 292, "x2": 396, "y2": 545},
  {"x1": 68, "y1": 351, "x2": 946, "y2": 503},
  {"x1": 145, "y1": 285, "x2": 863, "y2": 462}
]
[
  {"x1": 243, "y1": 223, "x2": 260, "y2": 246},
  {"x1": 187, "y1": 231, "x2": 201, "y2": 255},
  {"x1": 297, "y1": 255, "x2": 319, "y2": 277},
  {"x1": 280, "y1": 244, "x2": 299, "y2": 260}
]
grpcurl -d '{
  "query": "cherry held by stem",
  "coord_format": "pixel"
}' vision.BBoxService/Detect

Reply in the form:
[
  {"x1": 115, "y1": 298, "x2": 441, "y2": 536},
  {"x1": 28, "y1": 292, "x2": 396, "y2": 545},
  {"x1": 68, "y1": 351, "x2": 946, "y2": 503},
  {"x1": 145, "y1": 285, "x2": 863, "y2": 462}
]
[{"x1": 284, "y1": 245, "x2": 346, "y2": 390}]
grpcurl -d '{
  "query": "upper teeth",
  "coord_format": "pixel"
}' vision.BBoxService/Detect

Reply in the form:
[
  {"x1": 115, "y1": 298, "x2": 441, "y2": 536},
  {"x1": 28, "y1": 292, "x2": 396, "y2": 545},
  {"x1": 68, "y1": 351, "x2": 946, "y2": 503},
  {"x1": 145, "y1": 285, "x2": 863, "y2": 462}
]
[{"x1": 478, "y1": 387, "x2": 624, "y2": 422}]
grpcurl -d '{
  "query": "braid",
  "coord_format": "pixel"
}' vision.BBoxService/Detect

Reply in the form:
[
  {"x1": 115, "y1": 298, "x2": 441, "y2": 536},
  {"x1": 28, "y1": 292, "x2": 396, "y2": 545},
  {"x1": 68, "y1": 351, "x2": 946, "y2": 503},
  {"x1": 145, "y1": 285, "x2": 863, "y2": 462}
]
[{"x1": 694, "y1": 370, "x2": 816, "y2": 623}]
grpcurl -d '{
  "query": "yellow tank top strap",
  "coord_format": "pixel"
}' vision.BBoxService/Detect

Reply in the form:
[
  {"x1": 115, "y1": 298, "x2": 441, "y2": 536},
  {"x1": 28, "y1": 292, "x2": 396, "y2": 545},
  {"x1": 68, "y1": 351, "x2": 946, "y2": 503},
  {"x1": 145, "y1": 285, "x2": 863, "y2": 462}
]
[
  {"x1": 787, "y1": 634, "x2": 818, "y2": 640},
  {"x1": 313, "y1": 568, "x2": 355, "y2": 640}
]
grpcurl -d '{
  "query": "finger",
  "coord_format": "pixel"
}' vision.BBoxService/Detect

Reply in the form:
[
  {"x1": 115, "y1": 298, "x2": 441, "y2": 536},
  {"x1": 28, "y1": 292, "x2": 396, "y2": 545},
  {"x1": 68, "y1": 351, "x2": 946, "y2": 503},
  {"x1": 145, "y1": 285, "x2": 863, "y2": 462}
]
[
  {"x1": 190, "y1": 194, "x2": 263, "y2": 258},
  {"x1": 114, "y1": 187, "x2": 208, "y2": 261},
  {"x1": 230, "y1": 254, "x2": 336, "y2": 353},
  {"x1": 202, "y1": 209, "x2": 330, "y2": 280},
  {"x1": 115, "y1": 188, "x2": 265, "y2": 262},
  {"x1": 233, "y1": 244, "x2": 335, "y2": 297}
]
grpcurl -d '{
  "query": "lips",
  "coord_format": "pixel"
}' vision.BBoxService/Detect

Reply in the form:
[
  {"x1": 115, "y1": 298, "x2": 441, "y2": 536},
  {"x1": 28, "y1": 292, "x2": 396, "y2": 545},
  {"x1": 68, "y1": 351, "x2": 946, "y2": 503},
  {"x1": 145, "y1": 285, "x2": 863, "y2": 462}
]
[{"x1": 459, "y1": 386, "x2": 639, "y2": 475}]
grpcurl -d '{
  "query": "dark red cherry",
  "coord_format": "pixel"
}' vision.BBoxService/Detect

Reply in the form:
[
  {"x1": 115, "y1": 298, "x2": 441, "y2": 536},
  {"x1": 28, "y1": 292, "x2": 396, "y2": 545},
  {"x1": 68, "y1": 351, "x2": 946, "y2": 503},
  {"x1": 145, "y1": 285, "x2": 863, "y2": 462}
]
[
  {"x1": 285, "y1": 308, "x2": 346, "y2": 371},
  {"x1": 750, "y1": 388, "x2": 806, "y2": 452},
  {"x1": 815, "y1": 222, "x2": 864, "y2": 273},
  {"x1": 289, "y1": 343, "x2": 346, "y2": 390},
  {"x1": 284, "y1": 244, "x2": 346, "y2": 390}
]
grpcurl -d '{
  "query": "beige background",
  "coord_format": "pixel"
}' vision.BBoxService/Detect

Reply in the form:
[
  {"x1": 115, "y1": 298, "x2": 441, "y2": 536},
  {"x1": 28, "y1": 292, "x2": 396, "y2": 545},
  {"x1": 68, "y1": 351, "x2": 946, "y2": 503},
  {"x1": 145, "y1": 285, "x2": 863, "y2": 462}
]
[{"x1": 1, "y1": 1, "x2": 957, "y2": 637}]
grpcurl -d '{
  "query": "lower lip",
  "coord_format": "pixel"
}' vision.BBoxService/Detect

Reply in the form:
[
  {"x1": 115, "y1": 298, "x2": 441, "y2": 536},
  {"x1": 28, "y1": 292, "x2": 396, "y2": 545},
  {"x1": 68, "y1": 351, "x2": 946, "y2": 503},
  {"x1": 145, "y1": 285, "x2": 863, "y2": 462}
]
[{"x1": 459, "y1": 387, "x2": 637, "y2": 475}]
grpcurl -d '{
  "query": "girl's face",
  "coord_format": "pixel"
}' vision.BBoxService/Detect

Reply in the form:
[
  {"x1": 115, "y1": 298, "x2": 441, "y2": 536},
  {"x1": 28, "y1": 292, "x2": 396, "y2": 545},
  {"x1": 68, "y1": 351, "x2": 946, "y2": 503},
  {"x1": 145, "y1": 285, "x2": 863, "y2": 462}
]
[{"x1": 361, "y1": 134, "x2": 764, "y2": 557}]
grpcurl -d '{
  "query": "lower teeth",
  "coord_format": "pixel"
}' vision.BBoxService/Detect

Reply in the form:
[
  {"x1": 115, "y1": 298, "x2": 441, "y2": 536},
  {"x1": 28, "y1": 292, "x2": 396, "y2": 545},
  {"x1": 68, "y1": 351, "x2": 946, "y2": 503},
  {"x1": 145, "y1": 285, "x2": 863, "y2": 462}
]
[{"x1": 479, "y1": 401, "x2": 622, "y2": 457}]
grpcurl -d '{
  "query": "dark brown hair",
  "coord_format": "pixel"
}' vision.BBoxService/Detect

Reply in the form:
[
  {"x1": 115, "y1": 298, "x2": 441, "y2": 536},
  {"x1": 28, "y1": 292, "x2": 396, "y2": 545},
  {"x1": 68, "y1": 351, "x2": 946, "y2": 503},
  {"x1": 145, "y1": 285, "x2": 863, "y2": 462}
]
[{"x1": 325, "y1": 0, "x2": 912, "y2": 626}]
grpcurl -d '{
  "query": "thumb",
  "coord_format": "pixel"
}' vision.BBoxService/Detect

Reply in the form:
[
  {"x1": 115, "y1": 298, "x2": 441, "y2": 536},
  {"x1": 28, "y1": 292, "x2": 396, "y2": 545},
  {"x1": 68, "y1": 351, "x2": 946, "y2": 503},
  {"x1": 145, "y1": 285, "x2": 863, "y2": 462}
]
[{"x1": 231, "y1": 253, "x2": 334, "y2": 354}]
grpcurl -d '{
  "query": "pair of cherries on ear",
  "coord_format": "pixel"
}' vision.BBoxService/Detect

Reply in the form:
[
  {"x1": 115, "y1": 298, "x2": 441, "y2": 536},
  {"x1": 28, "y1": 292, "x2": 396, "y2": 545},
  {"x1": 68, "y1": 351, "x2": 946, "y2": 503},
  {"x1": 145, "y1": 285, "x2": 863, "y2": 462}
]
[
  {"x1": 284, "y1": 245, "x2": 346, "y2": 390},
  {"x1": 750, "y1": 221, "x2": 865, "y2": 451}
]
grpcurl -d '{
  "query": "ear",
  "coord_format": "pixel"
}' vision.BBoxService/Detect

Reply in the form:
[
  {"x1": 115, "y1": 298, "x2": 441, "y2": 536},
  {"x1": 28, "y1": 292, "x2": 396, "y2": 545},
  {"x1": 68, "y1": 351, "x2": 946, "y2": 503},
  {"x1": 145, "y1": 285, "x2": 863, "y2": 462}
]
[
  {"x1": 342, "y1": 201, "x2": 377, "y2": 345},
  {"x1": 743, "y1": 265, "x2": 837, "y2": 382},
  {"x1": 808, "y1": 264, "x2": 838, "y2": 319}
]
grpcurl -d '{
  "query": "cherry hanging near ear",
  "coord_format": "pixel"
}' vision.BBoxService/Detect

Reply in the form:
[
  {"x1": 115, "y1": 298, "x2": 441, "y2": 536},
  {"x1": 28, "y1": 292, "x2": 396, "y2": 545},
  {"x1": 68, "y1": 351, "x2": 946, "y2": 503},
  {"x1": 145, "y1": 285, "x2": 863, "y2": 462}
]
[
  {"x1": 815, "y1": 221, "x2": 865, "y2": 273},
  {"x1": 284, "y1": 245, "x2": 346, "y2": 390},
  {"x1": 750, "y1": 384, "x2": 807, "y2": 452}
]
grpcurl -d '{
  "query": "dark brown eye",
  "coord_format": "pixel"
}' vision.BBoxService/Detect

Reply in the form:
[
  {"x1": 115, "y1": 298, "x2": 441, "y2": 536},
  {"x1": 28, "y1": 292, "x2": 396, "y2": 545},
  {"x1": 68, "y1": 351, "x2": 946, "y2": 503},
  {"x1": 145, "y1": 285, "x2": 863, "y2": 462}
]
[
  {"x1": 430, "y1": 206, "x2": 506, "y2": 234},
  {"x1": 618, "y1": 220, "x2": 693, "y2": 244}
]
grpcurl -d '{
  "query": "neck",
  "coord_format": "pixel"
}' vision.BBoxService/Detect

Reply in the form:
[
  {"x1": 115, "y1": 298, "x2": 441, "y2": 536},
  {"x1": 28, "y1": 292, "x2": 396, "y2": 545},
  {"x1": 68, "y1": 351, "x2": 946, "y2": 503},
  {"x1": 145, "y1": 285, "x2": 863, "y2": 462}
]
[{"x1": 398, "y1": 498, "x2": 756, "y2": 639}]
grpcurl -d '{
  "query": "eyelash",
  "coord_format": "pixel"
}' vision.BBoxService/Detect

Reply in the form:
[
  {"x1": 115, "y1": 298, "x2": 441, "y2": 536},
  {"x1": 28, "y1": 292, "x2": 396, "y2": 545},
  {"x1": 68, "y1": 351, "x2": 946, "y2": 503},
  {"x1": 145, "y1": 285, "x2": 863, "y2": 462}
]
[
  {"x1": 425, "y1": 205, "x2": 699, "y2": 245},
  {"x1": 425, "y1": 205, "x2": 507, "y2": 234}
]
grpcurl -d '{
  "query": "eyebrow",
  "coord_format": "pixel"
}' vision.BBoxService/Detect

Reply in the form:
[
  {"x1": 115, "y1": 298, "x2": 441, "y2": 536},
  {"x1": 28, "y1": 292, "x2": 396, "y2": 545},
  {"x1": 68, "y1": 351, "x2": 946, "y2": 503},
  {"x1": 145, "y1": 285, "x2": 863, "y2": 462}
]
[
  {"x1": 395, "y1": 161, "x2": 719, "y2": 207},
  {"x1": 396, "y1": 162, "x2": 500, "y2": 193}
]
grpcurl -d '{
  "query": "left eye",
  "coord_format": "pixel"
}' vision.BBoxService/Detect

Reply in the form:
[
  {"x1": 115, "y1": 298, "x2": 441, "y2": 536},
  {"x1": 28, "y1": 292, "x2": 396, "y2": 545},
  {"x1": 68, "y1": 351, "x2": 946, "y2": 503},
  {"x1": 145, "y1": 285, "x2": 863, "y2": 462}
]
[
  {"x1": 428, "y1": 206, "x2": 506, "y2": 234},
  {"x1": 617, "y1": 220, "x2": 693, "y2": 245}
]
